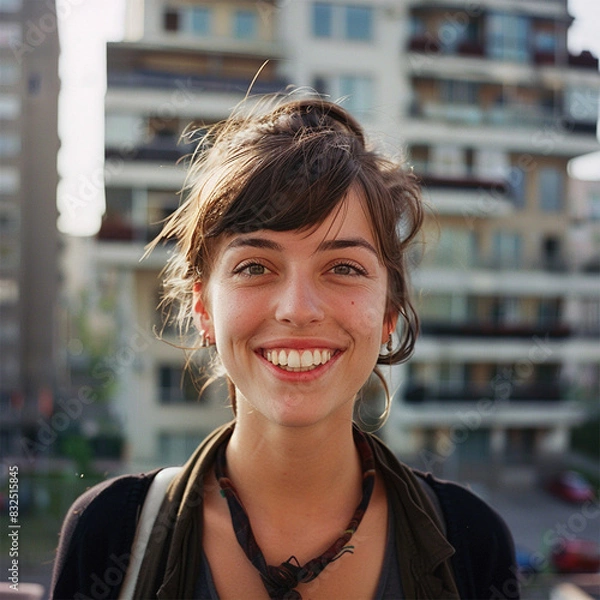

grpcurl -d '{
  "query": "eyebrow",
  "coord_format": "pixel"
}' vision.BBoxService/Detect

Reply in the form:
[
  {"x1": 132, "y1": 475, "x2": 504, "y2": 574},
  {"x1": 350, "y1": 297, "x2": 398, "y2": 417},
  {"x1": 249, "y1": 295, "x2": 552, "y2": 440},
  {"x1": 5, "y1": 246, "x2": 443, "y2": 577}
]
[{"x1": 224, "y1": 236, "x2": 379, "y2": 257}]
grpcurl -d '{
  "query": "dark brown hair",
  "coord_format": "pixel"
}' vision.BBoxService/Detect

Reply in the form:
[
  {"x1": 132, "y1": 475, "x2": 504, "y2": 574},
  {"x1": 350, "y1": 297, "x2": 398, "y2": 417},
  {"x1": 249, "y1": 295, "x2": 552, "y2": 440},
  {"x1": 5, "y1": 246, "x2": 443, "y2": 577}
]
[{"x1": 148, "y1": 96, "x2": 423, "y2": 391}]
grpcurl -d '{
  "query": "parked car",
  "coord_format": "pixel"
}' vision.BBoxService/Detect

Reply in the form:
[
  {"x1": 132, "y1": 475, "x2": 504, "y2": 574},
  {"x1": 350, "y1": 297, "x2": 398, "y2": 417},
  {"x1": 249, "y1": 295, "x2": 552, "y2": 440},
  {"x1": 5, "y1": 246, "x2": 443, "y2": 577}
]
[
  {"x1": 546, "y1": 471, "x2": 596, "y2": 504},
  {"x1": 550, "y1": 539, "x2": 600, "y2": 574}
]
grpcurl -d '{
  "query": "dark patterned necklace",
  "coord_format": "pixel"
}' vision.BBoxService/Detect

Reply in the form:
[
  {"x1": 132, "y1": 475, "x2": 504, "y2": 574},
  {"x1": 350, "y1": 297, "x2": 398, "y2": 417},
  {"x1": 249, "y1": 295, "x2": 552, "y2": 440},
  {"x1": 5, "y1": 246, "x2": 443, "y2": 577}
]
[{"x1": 214, "y1": 428, "x2": 376, "y2": 600}]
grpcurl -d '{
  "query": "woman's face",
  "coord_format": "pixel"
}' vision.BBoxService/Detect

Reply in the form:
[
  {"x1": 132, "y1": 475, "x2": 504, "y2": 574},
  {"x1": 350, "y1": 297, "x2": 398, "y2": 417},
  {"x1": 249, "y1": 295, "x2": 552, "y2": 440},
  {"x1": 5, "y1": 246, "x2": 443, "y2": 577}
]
[{"x1": 193, "y1": 188, "x2": 397, "y2": 429}]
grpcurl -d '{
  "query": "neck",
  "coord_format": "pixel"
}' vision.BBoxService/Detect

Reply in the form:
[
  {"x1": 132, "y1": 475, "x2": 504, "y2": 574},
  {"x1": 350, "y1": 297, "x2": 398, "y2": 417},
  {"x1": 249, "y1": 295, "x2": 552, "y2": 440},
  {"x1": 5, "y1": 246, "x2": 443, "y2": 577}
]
[{"x1": 224, "y1": 407, "x2": 362, "y2": 515}]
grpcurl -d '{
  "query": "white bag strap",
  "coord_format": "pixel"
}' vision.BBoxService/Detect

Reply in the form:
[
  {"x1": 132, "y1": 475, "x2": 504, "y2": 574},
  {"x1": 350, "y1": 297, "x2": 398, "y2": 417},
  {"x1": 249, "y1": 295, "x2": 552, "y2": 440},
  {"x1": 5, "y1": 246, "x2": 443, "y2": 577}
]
[{"x1": 118, "y1": 466, "x2": 182, "y2": 599}]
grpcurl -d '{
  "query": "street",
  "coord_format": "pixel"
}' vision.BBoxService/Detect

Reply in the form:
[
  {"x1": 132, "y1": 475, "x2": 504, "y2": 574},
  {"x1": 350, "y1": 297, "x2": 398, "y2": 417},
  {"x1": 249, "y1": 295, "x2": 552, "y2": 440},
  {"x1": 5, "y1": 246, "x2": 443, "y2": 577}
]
[{"x1": 484, "y1": 483, "x2": 600, "y2": 599}]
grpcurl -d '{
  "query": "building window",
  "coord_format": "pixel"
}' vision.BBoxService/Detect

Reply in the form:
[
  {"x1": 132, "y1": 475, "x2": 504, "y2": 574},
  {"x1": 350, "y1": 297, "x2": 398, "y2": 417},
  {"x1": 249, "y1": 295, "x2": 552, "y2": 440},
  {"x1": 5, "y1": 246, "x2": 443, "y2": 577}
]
[
  {"x1": 164, "y1": 9, "x2": 178, "y2": 31},
  {"x1": 473, "y1": 148, "x2": 509, "y2": 180},
  {"x1": 312, "y1": 3, "x2": 373, "y2": 41},
  {"x1": 538, "y1": 167, "x2": 563, "y2": 212},
  {"x1": 0, "y1": 22, "x2": 21, "y2": 48},
  {"x1": 0, "y1": 94, "x2": 19, "y2": 119},
  {"x1": 0, "y1": 167, "x2": 19, "y2": 194},
  {"x1": 0, "y1": 0, "x2": 22, "y2": 11},
  {"x1": 345, "y1": 5, "x2": 372, "y2": 41},
  {"x1": 534, "y1": 30, "x2": 556, "y2": 53},
  {"x1": 0, "y1": 133, "x2": 20, "y2": 157},
  {"x1": 158, "y1": 431, "x2": 208, "y2": 464},
  {"x1": 542, "y1": 236, "x2": 562, "y2": 270},
  {"x1": 430, "y1": 227, "x2": 477, "y2": 268},
  {"x1": 492, "y1": 231, "x2": 522, "y2": 269},
  {"x1": 486, "y1": 13, "x2": 530, "y2": 63},
  {"x1": 339, "y1": 75, "x2": 373, "y2": 115},
  {"x1": 439, "y1": 79, "x2": 478, "y2": 105},
  {"x1": 507, "y1": 167, "x2": 526, "y2": 209},
  {"x1": 185, "y1": 7, "x2": 212, "y2": 35},
  {"x1": 430, "y1": 145, "x2": 467, "y2": 178},
  {"x1": 164, "y1": 6, "x2": 212, "y2": 35},
  {"x1": 589, "y1": 191, "x2": 600, "y2": 220},
  {"x1": 0, "y1": 278, "x2": 19, "y2": 304},
  {"x1": 158, "y1": 365, "x2": 199, "y2": 404},
  {"x1": 313, "y1": 74, "x2": 374, "y2": 117},
  {"x1": 565, "y1": 86, "x2": 599, "y2": 124},
  {"x1": 105, "y1": 113, "x2": 145, "y2": 149},
  {"x1": 0, "y1": 61, "x2": 20, "y2": 85},
  {"x1": 234, "y1": 9, "x2": 258, "y2": 39},
  {"x1": 313, "y1": 3, "x2": 333, "y2": 37}
]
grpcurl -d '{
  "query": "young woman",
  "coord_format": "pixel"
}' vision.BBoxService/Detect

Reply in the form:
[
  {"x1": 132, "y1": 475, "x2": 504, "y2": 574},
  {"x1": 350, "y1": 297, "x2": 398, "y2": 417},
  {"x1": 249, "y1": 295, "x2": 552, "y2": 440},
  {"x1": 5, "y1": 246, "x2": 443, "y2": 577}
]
[{"x1": 51, "y1": 98, "x2": 518, "y2": 599}]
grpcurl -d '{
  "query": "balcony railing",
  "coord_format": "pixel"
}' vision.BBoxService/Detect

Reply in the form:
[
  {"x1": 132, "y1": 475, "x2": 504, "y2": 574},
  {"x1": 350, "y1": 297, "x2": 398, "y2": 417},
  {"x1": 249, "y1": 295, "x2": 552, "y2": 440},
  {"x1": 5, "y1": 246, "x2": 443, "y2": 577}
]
[
  {"x1": 418, "y1": 174, "x2": 510, "y2": 195},
  {"x1": 105, "y1": 138, "x2": 195, "y2": 163},
  {"x1": 107, "y1": 69, "x2": 289, "y2": 95},
  {"x1": 407, "y1": 35, "x2": 599, "y2": 71},
  {"x1": 413, "y1": 101, "x2": 569, "y2": 130},
  {"x1": 404, "y1": 382, "x2": 564, "y2": 404},
  {"x1": 97, "y1": 219, "x2": 169, "y2": 244},
  {"x1": 420, "y1": 320, "x2": 571, "y2": 339}
]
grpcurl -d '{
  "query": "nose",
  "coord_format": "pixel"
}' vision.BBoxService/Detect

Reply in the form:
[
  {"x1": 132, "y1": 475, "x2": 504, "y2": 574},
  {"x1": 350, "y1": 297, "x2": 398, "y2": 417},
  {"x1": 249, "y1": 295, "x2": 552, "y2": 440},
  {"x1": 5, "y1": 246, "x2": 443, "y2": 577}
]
[{"x1": 274, "y1": 273, "x2": 325, "y2": 327}]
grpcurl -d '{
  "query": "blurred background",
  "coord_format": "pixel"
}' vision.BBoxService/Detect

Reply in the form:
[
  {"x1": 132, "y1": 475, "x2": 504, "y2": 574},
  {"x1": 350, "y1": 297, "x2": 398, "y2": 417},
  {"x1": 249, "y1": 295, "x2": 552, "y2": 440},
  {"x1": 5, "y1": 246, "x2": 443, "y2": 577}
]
[{"x1": 0, "y1": 0, "x2": 599, "y2": 598}]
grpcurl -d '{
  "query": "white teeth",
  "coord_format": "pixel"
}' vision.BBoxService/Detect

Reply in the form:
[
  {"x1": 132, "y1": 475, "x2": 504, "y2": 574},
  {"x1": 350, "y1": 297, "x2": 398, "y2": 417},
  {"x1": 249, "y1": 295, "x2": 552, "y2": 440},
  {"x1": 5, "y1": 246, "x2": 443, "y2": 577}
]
[
  {"x1": 264, "y1": 348, "x2": 334, "y2": 371},
  {"x1": 313, "y1": 350, "x2": 321, "y2": 365},
  {"x1": 278, "y1": 349, "x2": 287, "y2": 366},
  {"x1": 287, "y1": 349, "x2": 300, "y2": 368},
  {"x1": 300, "y1": 350, "x2": 313, "y2": 367}
]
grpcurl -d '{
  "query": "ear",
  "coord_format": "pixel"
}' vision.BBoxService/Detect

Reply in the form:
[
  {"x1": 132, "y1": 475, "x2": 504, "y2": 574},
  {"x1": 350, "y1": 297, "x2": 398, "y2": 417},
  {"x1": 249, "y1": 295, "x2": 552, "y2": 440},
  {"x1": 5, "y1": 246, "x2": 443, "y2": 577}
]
[
  {"x1": 382, "y1": 311, "x2": 399, "y2": 345},
  {"x1": 192, "y1": 281, "x2": 213, "y2": 336}
]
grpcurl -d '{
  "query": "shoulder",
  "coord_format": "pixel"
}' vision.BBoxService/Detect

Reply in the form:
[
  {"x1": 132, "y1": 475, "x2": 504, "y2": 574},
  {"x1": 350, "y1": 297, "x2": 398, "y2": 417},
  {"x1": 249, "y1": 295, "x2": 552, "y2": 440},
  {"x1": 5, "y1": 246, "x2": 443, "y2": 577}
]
[
  {"x1": 423, "y1": 474, "x2": 519, "y2": 599},
  {"x1": 51, "y1": 470, "x2": 159, "y2": 599},
  {"x1": 365, "y1": 434, "x2": 518, "y2": 599}
]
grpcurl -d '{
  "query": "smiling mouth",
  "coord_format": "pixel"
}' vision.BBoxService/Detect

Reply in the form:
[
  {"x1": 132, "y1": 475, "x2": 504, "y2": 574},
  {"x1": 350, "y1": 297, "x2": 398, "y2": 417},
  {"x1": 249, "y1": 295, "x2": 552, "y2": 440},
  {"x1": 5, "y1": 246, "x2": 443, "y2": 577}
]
[{"x1": 262, "y1": 348, "x2": 334, "y2": 372}]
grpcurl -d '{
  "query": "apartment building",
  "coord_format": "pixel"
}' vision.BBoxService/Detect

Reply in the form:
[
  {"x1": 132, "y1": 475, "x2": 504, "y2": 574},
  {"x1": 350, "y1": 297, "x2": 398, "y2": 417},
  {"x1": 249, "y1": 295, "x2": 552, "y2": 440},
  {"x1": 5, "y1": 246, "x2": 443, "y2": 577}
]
[
  {"x1": 100, "y1": 0, "x2": 599, "y2": 477},
  {"x1": 388, "y1": 0, "x2": 600, "y2": 482},
  {"x1": 0, "y1": 0, "x2": 60, "y2": 457}
]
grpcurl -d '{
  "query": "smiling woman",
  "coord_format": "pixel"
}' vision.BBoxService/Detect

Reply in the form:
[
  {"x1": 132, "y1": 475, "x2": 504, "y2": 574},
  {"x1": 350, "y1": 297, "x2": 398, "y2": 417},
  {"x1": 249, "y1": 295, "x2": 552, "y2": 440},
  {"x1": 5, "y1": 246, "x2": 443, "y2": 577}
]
[{"x1": 51, "y1": 96, "x2": 519, "y2": 600}]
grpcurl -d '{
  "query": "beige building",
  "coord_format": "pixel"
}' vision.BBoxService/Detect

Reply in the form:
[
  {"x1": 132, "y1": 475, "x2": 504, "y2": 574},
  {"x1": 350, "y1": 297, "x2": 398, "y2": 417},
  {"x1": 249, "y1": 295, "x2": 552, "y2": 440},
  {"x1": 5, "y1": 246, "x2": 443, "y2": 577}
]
[
  {"x1": 98, "y1": 0, "x2": 600, "y2": 478},
  {"x1": 0, "y1": 0, "x2": 60, "y2": 457}
]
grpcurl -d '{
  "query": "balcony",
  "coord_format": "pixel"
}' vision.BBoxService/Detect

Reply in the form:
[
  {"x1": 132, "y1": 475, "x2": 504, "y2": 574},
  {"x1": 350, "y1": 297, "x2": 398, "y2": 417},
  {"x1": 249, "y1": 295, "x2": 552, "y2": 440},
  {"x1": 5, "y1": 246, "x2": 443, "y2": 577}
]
[
  {"x1": 404, "y1": 382, "x2": 565, "y2": 404},
  {"x1": 97, "y1": 217, "x2": 166, "y2": 244},
  {"x1": 107, "y1": 69, "x2": 288, "y2": 96},
  {"x1": 105, "y1": 136, "x2": 195, "y2": 163},
  {"x1": 420, "y1": 320, "x2": 571, "y2": 339},
  {"x1": 419, "y1": 174, "x2": 509, "y2": 195},
  {"x1": 413, "y1": 101, "x2": 571, "y2": 131},
  {"x1": 417, "y1": 174, "x2": 514, "y2": 216},
  {"x1": 407, "y1": 34, "x2": 599, "y2": 72}
]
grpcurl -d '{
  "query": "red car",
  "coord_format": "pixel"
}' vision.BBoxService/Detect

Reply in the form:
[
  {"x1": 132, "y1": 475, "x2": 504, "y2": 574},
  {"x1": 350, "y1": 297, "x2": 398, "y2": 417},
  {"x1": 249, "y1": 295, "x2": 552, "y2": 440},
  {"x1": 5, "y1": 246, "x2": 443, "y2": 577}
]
[
  {"x1": 551, "y1": 539, "x2": 600, "y2": 574},
  {"x1": 546, "y1": 471, "x2": 596, "y2": 504}
]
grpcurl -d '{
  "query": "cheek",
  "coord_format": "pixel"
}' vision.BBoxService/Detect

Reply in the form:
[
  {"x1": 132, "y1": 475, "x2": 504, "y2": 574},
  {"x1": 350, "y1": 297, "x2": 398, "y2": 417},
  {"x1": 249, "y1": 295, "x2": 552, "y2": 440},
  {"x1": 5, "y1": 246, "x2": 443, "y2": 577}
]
[{"x1": 350, "y1": 298, "x2": 387, "y2": 342}]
